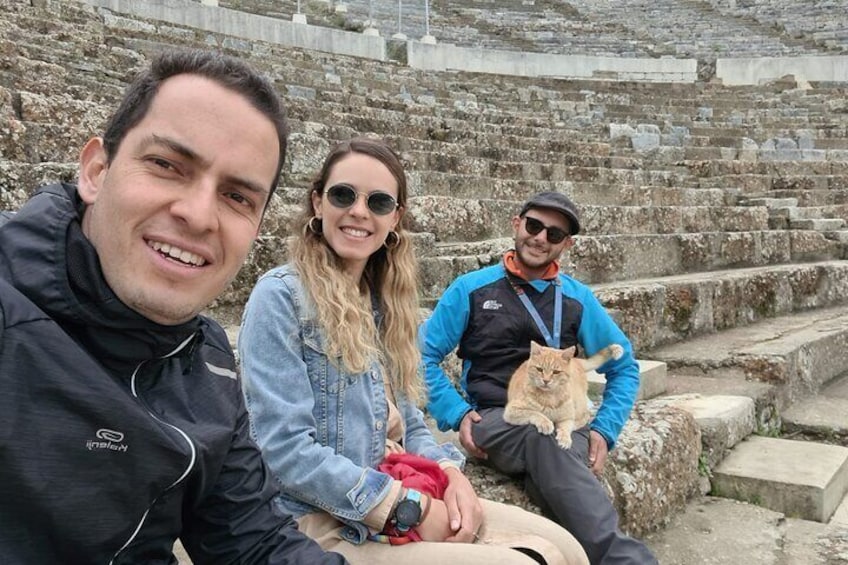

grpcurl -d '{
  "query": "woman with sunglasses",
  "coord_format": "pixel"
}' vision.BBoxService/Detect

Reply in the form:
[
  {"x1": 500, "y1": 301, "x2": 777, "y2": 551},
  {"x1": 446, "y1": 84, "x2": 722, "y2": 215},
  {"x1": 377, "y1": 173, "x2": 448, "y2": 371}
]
[{"x1": 238, "y1": 137, "x2": 588, "y2": 565}]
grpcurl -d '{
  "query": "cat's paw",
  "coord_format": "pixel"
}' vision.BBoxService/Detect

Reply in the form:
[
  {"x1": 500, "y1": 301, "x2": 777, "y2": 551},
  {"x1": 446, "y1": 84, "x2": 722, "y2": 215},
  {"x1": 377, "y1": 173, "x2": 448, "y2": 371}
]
[
  {"x1": 532, "y1": 418, "x2": 555, "y2": 435},
  {"x1": 555, "y1": 432, "x2": 573, "y2": 450},
  {"x1": 610, "y1": 344, "x2": 624, "y2": 360}
]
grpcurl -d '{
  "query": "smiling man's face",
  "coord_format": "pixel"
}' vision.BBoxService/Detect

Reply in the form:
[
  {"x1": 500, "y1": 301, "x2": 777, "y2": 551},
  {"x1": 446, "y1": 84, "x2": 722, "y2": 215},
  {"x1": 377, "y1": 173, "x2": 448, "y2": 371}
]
[{"x1": 77, "y1": 74, "x2": 279, "y2": 325}]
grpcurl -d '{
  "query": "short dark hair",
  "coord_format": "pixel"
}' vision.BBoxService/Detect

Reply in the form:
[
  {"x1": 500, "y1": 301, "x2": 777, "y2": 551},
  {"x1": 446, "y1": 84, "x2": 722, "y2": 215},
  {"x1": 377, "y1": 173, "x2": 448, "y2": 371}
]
[{"x1": 102, "y1": 49, "x2": 288, "y2": 201}]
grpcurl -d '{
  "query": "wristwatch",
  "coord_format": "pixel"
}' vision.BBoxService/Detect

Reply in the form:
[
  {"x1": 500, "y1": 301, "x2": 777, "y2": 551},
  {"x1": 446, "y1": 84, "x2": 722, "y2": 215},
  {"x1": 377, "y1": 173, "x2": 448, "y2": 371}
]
[{"x1": 392, "y1": 489, "x2": 423, "y2": 532}]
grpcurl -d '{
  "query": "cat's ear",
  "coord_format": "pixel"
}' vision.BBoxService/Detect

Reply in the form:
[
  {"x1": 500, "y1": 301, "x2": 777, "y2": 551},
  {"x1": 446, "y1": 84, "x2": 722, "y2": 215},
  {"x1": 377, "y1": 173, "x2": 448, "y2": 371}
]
[
  {"x1": 530, "y1": 341, "x2": 543, "y2": 354},
  {"x1": 561, "y1": 346, "x2": 577, "y2": 360}
]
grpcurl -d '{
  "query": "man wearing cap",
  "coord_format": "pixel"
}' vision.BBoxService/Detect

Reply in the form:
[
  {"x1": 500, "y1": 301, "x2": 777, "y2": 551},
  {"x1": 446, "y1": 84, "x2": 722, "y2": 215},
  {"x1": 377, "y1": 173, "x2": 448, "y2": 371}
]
[{"x1": 420, "y1": 192, "x2": 657, "y2": 564}]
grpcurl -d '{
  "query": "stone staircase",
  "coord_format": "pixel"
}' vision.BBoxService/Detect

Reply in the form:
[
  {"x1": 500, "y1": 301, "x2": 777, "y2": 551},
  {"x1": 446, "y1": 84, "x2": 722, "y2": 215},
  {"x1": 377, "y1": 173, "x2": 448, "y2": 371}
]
[{"x1": 4, "y1": 0, "x2": 848, "y2": 559}]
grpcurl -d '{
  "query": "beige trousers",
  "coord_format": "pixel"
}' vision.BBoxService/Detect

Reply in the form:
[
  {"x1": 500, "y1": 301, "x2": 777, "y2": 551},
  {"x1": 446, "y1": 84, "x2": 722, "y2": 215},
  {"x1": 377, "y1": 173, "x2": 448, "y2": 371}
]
[{"x1": 298, "y1": 498, "x2": 589, "y2": 565}]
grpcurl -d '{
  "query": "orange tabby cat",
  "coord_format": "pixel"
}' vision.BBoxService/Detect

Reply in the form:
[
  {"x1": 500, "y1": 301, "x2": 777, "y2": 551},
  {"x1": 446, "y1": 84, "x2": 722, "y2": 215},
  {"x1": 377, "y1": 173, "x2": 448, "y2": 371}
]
[{"x1": 503, "y1": 341, "x2": 624, "y2": 449}]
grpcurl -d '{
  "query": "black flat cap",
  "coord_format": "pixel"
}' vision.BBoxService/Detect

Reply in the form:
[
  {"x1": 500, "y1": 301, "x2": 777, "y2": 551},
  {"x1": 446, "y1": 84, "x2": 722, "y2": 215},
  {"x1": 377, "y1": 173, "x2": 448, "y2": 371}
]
[{"x1": 518, "y1": 192, "x2": 580, "y2": 235}]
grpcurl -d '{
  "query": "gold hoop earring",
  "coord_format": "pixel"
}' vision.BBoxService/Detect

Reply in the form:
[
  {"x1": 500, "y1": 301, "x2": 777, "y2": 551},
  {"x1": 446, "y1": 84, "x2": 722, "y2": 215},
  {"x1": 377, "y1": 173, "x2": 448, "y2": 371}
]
[
  {"x1": 308, "y1": 216, "x2": 323, "y2": 235},
  {"x1": 384, "y1": 230, "x2": 400, "y2": 249}
]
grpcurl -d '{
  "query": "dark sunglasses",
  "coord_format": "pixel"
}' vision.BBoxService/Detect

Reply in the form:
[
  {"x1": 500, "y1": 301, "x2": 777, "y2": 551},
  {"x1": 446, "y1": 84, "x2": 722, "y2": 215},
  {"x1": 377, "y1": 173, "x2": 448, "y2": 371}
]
[
  {"x1": 524, "y1": 216, "x2": 569, "y2": 244},
  {"x1": 325, "y1": 183, "x2": 399, "y2": 216}
]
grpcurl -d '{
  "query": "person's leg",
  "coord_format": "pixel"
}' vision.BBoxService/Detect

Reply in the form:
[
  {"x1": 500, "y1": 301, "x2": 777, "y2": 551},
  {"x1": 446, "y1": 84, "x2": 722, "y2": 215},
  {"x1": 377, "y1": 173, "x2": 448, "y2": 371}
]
[
  {"x1": 472, "y1": 408, "x2": 658, "y2": 565},
  {"x1": 298, "y1": 510, "x2": 559, "y2": 565},
  {"x1": 479, "y1": 499, "x2": 588, "y2": 565}
]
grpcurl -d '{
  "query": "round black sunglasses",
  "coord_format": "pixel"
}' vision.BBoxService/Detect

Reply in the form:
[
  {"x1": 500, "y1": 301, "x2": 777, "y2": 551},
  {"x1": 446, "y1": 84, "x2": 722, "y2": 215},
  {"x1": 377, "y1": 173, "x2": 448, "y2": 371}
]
[
  {"x1": 523, "y1": 216, "x2": 569, "y2": 244},
  {"x1": 325, "y1": 183, "x2": 399, "y2": 216}
]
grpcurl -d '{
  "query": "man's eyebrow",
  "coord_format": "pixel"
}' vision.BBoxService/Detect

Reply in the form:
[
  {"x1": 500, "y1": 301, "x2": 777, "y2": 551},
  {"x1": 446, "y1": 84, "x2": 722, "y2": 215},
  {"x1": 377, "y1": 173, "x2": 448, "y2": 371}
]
[
  {"x1": 143, "y1": 134, "x2": 269, "y2": 197},
  {"x1": 145, "y1": 134, "x2": 206, "y2": 165},
  {"x1": 222, "y1": 173, "x2": 269, "y2": 198}
]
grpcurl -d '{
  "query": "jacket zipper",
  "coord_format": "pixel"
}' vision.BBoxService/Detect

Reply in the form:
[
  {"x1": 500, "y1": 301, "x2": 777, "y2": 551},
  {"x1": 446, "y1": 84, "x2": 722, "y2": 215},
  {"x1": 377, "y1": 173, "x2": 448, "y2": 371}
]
[{"x1": 109, "y1": 334, "x2": 198, "y2": 564}]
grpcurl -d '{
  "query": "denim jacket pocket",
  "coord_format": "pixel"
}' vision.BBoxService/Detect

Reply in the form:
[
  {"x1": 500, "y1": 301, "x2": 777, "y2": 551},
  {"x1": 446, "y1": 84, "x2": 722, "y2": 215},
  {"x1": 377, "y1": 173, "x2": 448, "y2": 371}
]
[{"x1": 301, "y1": 321, "x2": 347, "y2": 450}]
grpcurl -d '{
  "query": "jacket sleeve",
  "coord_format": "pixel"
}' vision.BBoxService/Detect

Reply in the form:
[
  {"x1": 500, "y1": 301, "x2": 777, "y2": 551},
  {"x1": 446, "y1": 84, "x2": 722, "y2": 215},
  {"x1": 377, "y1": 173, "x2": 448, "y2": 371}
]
[
  {"x1": 420, "y1": 277, "x2": 474, "y2": 432},
  {"x1": 574, "y1": 284, "x2": 640, "y2": 451},
  {"x1": 398, "y1": 395, "x2": 465, "y2": 468},
  {"x1": 238, "y1": 274, "x2": 394, "y2": 523},
  {"x1": 180, "y1": 403, "x2": 347, "y2": 565}
]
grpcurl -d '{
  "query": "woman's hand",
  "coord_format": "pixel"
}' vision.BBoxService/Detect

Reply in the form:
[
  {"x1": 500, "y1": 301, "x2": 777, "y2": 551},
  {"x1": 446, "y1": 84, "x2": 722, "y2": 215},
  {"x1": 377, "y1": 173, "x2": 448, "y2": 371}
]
[
  {"x1": 414, "y1": 497, "x2": 453, "y2": 542},
  {"x1": 441, "y1": 466, "x2": 484, "y2": 543}
]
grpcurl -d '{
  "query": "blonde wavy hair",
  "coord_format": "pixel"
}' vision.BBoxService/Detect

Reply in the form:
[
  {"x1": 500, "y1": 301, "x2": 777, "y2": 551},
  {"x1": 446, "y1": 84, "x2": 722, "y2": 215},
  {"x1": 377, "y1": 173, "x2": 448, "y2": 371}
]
[{"x1": 290, "y1": 138, "x2": 423, "y2": 404}]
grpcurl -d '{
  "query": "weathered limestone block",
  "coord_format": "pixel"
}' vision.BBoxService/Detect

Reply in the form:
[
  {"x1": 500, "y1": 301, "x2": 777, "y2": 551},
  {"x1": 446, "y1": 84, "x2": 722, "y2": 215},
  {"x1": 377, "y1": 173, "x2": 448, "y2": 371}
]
[
  {"x1": 717, "y1": 231, "x2": 759, "y2": 267},
  {"x1": 711, "y1": 272, "x2": 787, "y2": 330},
  {"x1": 212, "y1": 233, "x2": 290, "y2": 323},
  {"x1": 569, "y1": 235, "x2": 654, "y2": 283},
  {"x1": 761, "y1": 231, "x2": 793, "y2": 263},
  {"x1": 604, "y1": 401, "x2": 701, "y2": 536},
  {"x1": 17, "y1": 92, "x2": 111, "y2": 162},
  {"x1": 790, "y1": 231, "x2": 841, "y2": 261},
  {"x1": 595, "y1": 263, "x2": 848, "y2": 352},
  {"x1": 0, "y1": 161, "x2": 78, "y2": 209},
  {"x1": 652, "y1": 206, "x2": 684, "y2": 234},
  {"x1": 654, "y1": 394, "x2": 755, "y2": 470},
  {"x1": 407, "y1": 195, "x2": 501, "y2": 242},
  {"x1": 286, "y1": 132, "x2": 330, "y2": 179},
  {"x1": 257, "y1": 198, "x2": 301, "y2": 239},
  {"x1": 595, "y1": 283, "x2": 667, "y2": 351},
  {"x1": 459, "y1": 401, "x2": 701, "y2": 538},
  {"x1": 419, "y1": 255, "x2": 487, "y2": 303}
]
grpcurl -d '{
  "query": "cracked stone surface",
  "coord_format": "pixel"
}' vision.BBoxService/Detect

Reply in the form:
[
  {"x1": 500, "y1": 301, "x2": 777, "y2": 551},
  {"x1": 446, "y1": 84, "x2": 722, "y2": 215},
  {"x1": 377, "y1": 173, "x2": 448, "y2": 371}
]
[{"x1": 644, "y1": 496, "x2": 848, "y2": 565}]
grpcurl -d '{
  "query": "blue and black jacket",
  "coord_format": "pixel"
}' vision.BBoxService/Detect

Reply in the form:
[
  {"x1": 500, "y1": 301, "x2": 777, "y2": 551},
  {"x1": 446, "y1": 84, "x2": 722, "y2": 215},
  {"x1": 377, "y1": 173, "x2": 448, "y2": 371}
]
[{"x1": 420, "y1": 254, "x2": 640, "y2": 449}]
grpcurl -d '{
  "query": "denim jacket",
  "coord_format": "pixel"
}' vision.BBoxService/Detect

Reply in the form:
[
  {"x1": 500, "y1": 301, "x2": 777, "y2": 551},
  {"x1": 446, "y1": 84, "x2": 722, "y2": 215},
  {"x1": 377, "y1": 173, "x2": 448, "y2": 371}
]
[{"x1": 238, "y1": 264, "x2": 464, "y2": 544}]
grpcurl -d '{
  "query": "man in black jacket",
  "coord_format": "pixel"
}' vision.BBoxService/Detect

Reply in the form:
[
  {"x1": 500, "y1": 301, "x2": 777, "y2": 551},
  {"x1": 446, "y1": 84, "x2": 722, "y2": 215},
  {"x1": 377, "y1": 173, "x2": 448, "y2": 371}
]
[{"x1": 0, "y1": 50, "x2": 346, "y2": 564}]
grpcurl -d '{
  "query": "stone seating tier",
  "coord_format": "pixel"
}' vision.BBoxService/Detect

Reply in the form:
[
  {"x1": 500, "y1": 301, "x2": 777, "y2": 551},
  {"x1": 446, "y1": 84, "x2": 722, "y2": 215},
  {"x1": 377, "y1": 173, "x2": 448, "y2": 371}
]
[
  {"x1": 407, "y1": 197, "x2": 770, "y2": 240},
  {"x1": 219, "y1": 0, "x2": 848, "y2": 60},
  {"x1": 418, "y1": 232, "x2": 845, "y2": 299},
  {"x1": 652, "y1": 306, "x2": 848, "y2": 407},
  {"x1": 5, "y1": 13, "x2": 848, "y2": 167}
]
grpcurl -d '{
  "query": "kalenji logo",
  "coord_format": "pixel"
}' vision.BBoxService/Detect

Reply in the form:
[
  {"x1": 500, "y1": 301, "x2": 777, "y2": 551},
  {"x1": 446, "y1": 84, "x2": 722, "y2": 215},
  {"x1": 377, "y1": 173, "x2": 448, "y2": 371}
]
[
  {"x1": 482, "y1": 299, "x2": 503, "y2": 311},
  {"x1": 97, "y1": 429, "x2": 124, "y2": 442},
  {"x1": 86, "y1": 428, "x2": 129, "y2": 453}
]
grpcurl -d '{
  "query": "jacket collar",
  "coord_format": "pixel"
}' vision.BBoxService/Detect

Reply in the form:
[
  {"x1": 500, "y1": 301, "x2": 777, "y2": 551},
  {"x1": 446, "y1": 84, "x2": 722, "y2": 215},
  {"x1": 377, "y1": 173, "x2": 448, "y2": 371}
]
[{"x1": 0, "y1": 183, "x2": 201, "y2": 375}]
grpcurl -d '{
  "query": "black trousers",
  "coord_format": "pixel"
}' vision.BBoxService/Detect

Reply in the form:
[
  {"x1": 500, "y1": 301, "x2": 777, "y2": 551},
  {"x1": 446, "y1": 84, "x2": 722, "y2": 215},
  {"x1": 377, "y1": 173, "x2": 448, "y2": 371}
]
[{"x1": 471, "y1": 408, "x2": 658, "y2": 565}]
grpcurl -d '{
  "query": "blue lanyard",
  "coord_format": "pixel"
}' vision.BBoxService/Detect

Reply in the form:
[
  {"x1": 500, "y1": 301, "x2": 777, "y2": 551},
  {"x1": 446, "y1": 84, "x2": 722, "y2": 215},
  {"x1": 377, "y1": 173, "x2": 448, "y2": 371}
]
[{"x1": 509, "y1": 277, "x2": 562, "y2": 348}]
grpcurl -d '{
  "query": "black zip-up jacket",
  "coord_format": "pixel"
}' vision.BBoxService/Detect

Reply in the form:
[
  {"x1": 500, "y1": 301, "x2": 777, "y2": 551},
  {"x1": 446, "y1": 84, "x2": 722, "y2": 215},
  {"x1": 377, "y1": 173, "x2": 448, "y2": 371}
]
[{"x1": 0, "y1": 184, "x2": 346, "y2": 565}]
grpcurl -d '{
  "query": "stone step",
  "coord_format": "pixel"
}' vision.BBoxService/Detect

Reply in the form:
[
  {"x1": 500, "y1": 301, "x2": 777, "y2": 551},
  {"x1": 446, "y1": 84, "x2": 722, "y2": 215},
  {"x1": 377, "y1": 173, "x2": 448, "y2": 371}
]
[
  {"x1": 824, "y1": 230, "x2": 848, "y2": 245},
  {"x1": 596, "y1": 260, "x2": 848, "y2": 352},
  {"x1": 644, "y1": 496, "x2": 848, "y2": 564},
  {"x1": 690, "y1": 160, "x2": 848, "y2": 179},
  {"x1": 782, "y1": 372, "x2": 848, "y2": 444},
  {"x1": 408, "y1": 197, "x2": 770, "y2": 241},
  {"x1": 653, "y1": 394, "x2": 756, "y2": 470},
  {"x1": 406, "y1": 170, "x2": 709, "y2": 204},
  {"x1": 648, "y1": 306, "x2": 848, "y2": 408},
  {"x1": 663, "y1": 373, "x2": 780, "y2": 435},
  {"x1": 790, "y1": 218, "x2": 847, "y2": 231},
  {"x1": 712, "y1": 436, "x2": 848, "y2": 522},
  {"x1": 699, "y1": 173, "x2": 848, "y2": 195},
  {"x1": 770, "y1": 204, "x2": 848, "y2": 222},
  {"x1": 768, "y1": 189, "x2": 848, "y2": 207},
  {"x1": 419, "y1": 231, "x2": 843, "y2": 302},
  {"x1": 739, "y1": 197, "x2": 799, "y2": 208},
  {"x1": 587, "y1": 359, "x2": 668, "y2": 402},
  {"x1": 830, "y1": 493, "x2": 848, "y2": 527}
]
